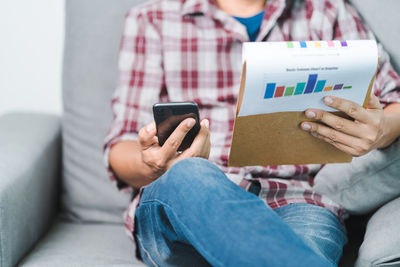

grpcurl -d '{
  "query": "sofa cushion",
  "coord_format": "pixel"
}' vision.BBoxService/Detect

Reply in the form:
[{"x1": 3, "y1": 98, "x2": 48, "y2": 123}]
[
  {"x1": 355, "y1": 197, "x2": 400, "y2": 267},
  {"x1": 314, "y1": 138, "x2": 400, "y2": 215},
  {"x1": 62, "y1": 0, "x2": 146, "y2": 223},
  {"x1": 19, "y1": 219, "x2": 145, "y2": 267}
]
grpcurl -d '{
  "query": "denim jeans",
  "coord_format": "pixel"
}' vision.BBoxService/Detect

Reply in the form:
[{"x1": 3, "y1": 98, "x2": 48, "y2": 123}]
[
  {"x1": 135, "y1": 158, "x2": 344, "y2": 267},
  {"x1": 275, "y1": 204, "x2": 347, "y2": 265}
]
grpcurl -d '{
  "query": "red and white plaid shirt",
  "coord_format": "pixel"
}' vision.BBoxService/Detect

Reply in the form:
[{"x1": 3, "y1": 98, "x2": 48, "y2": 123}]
[{"x1": 104, "y1": 0, "x2": 400, "y2": 239}]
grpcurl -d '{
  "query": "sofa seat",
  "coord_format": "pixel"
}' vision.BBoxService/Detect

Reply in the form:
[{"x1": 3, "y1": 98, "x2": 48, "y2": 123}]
[{"x1": 19, "y1": 219, "x2": 145, "y2": 267}]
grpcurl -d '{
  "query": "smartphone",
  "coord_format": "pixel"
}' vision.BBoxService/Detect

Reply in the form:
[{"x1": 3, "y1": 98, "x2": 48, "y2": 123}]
[{"x1": 153, "y1": 101, "x2": 201, "y2": 151}]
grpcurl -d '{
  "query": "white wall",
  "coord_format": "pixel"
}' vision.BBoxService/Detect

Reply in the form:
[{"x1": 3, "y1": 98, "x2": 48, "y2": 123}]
[{"x1": 0, "y1": 0, "x2": 64, "y2": 116}]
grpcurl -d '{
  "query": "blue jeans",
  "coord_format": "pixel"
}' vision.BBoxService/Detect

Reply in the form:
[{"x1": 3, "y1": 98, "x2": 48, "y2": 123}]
[{"x1": 135, "y1": 158, "x2": 345, "y2": 267}]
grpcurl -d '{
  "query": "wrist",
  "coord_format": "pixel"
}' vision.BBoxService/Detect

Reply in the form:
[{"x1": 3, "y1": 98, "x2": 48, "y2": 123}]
[
  {"x1": 124, "y1": 142, "x2": 157, "y2": 188},
  {"x1": 377, "y1": 113, "x2": 399, "y2": 149},
  {"x1": 135, "y1": 155, "x2": 159, "y2": 184}
]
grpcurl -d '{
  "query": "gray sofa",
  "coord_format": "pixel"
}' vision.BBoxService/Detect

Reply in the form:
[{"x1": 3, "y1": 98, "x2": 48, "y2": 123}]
[{"x1": 0, "y1": 0, "x2": 399, "y2": 266}]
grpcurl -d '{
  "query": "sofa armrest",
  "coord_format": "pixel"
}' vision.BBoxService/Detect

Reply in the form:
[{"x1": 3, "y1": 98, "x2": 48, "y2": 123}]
[{"x1": 0, "y1": 113, "x2": 61, "y2": 267}]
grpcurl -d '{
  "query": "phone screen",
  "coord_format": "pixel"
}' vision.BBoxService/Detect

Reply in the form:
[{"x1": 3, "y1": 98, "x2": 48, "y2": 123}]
[{"x1": 153, "y1": 102, "x2": 200, "y2": 151}]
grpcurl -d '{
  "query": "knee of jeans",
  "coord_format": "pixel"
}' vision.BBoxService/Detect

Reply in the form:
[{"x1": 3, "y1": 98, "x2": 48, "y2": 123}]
[
  {"x1": 170, "y1": 157, "x2": 217, "y2": 175},
  {"x1": 166, "y1": 157, "x2": 222, "y2": 185},
  {"x1": 147, "y1": 157, "x2": 225, "y2": 200}
]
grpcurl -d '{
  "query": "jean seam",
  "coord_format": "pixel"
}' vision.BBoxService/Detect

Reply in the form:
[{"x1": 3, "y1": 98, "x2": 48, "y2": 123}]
[
  {"x1": 138, "y1": 199, "x2": 224, "y2": 267},
  {"x1": 135, "y1": 233, "x2": 159, "y2": 267}
]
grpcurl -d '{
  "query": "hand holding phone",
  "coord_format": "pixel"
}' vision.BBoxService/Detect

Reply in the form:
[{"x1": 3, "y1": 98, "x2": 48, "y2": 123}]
[{"x1": 136, "y1": 102, "x2": 210, "y2": 180}]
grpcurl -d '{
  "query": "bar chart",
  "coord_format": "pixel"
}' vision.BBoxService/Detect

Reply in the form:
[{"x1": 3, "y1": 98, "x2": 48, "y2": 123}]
[
  {"x1": 237, "y1": 40, "x2": 378, "y2": 117},
  {"x1": 264, "y1": 74, "x2": 352, "y2": 99}
]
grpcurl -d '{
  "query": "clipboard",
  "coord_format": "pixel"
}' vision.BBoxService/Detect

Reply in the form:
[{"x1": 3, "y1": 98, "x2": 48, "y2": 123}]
[{"x1": 228, "y1": 41, "x2": 378, "y2": 167}]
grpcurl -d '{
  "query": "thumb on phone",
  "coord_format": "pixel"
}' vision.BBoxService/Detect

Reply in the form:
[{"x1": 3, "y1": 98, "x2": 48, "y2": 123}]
[{"x1": 138, "y1": 122, "x2": 158, "y2": 150}]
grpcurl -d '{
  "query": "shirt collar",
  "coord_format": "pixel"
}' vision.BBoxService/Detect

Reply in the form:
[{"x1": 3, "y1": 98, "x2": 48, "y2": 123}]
[
  {"x1": 257, "y1": 0, "x2": 286, "y2": 41},
  {"x1": 181, "y1": 0, "x2": 287, "y2": 42},
  {"x1": 181, "y1": 0, "x2": 217, "y2": 17}
]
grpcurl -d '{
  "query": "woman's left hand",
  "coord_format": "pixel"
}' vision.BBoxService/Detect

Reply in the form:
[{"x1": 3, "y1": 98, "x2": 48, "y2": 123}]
[{"x1": 300, "y1": 94, "x2": 389, "y2": 157}]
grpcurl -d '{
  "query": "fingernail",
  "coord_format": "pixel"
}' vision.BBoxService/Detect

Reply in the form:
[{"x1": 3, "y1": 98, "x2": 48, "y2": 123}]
[
  {"x1": 187, "y1": 119, "x2": 195, "y2": 128},
  {"x1": 301, "y1": 123, "x2": 311, "y2": 131},
  {"x1": 311, "y1": 131, "x2": 318, "y2": 137},
  {"x1": 146, "y1": 125, "x2": 154, "y2": 133},
  {"x1": 203, "y1": 119, "x2": 209, "y2": 129},
  {"x1": 324, "y1": 96, "x2": 333, "y2": 105},
  {"x1": 306, "y1": 111, "x2": 316, "y2": 118}
]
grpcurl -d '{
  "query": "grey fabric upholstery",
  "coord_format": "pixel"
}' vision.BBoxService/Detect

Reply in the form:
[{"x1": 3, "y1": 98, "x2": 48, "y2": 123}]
[
  {"x1": 19, "y1": 219, "x2": 145, "y2": 267},
  {"x1": 61, "y1": 0, "x2": 145, "y2": 223},
  {"x1": 351, "y1": 0, "x2": 400, "y2": 71},
  {"x1": 314, "y1": 138, "x2": 400, "y2": 215},
  {"x1": 0, "y1": 113, "x2": 61, "y2": 267},
  {"x1": 355, "y1": 197, "x2": 400, "y2": 267}
]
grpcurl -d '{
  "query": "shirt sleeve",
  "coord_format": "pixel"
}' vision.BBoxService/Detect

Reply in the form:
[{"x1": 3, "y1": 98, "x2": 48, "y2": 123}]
[
  {"x1": 333, "y1": 1, "x2": 400, "y2": 107},
  {"x1": 103, "y1": 7, "x2": 164, "y2": 191}
]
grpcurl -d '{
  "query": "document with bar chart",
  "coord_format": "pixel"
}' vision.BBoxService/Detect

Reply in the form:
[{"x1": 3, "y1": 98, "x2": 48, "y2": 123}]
[{"x1": 238, "y1": 40, "x2": 378, "y2": 117}]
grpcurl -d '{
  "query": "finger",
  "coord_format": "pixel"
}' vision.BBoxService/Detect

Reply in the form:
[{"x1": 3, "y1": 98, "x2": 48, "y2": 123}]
[
  {"x1": 304, "y1": 109, "x2": 362, "y2": 138},
  {"x1": 310, "y1": 131, "x2": 361, "y2": 156},
  {"x1": 367, "y1": 93, "x2": 382, "y2": 110},
  {"x1": 180, "y1": 119, "x2": 210, "y2": 158},
  {"x1": 138, "y1": 122, "x2": 158, "y2": 149},
  {"x1": 159, "y1": 118, "x2": 196, "y2": 159},
  {"x1": 301, "y1": 121, "x2": 361, "y2": 148},
  {"x1": 323, "y1": 96, "x2": 369, "y2": 122},
  {"x1": 168, "y1": 120, "x2": 211, "y2": 168}
]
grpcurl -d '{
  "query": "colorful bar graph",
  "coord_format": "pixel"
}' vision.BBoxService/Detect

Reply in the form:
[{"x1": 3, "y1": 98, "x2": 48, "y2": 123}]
[
  {"x1": 294, "y1": 83, "x2": 306, "y2": 95},
  {"x1": 264, "y1": 73, "x2": 351, "y2": 99},
  {"x1": 304, "y1": 74, "x2": 318, "y2": 94},
  {"x1": 284, "y1": 87, "x2": 295, "y2": 96},
  {"x1": 264, "y1": 83, "x2": 276, "y2": 99},
  {"x1": 334, "y1": 84, "x2": 344, "y2": 90},
  {"x1": 274, "y1": 86, "x2": 285, "y2": 97},
  {"x1": 314, "y1": 80, "x2": 326, "y2": 92}
]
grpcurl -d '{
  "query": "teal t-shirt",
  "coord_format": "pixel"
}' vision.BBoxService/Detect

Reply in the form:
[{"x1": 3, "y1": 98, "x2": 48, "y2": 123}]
[{"x1": 233, "y1": 11, "x2": 265, "y2": 42}]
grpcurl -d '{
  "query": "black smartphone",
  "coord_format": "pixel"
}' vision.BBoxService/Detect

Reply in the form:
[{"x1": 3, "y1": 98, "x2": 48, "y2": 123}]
[{"x1": 153, "y1": 101, "x2": 200, "y2": 151}]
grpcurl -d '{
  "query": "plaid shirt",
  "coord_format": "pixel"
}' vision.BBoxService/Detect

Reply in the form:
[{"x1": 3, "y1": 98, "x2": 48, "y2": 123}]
[{"x1": 104, "y1": 0, "x2": 400, "y2": 239}]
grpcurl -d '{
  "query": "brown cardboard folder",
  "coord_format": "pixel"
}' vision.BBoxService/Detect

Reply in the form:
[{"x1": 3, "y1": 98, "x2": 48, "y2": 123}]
[{"x1": 228, "y1": 62, "x2": 377, "y2": 167}]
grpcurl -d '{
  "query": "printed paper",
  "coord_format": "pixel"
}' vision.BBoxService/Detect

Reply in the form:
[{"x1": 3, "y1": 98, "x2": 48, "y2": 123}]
[{"x1": 238, "y1": 40, "x2": 378, "y2": 117}]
